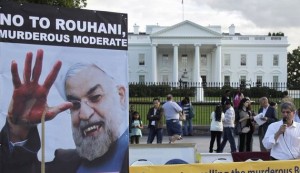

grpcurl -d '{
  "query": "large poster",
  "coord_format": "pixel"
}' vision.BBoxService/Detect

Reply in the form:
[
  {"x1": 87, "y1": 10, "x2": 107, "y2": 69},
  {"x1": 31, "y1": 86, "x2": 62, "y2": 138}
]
[
  {"x1": 0, "y1": 1, "x2": 128, "y2": 173},
  {"x1": 130, "y1": 160, "x2": 300, "y2": 173}
]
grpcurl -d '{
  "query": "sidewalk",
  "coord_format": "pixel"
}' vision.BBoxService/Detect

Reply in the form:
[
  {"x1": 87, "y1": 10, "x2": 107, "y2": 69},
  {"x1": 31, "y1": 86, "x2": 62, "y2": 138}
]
[{"x1": 138, "y1": 134, "x2": 261, "y2": 153}]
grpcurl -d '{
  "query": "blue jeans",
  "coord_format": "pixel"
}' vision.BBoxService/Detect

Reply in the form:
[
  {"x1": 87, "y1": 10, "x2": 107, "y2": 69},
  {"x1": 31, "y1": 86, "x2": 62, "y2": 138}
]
[
  {"x1": 147, "y1": 126, "x2": 163, "y2": 144},
  {"x1": 220, "y1": 127, "x2": 237, "y2": 152},
  {"x1": 182, "y1": 118, "x2": 193, "y2": 135}
]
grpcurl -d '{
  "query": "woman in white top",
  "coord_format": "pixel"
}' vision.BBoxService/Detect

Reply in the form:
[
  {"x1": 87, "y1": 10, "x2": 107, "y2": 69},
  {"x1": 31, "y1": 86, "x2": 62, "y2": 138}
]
[{"x1": 209, "y1": 105, "x2": 225, "y2": 153}]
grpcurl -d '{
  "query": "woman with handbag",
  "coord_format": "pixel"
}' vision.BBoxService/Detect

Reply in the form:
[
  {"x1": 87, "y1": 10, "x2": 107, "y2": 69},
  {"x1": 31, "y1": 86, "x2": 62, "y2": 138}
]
[{"x1": 237, "y1": 98, "x2": 255, "y2": 152}]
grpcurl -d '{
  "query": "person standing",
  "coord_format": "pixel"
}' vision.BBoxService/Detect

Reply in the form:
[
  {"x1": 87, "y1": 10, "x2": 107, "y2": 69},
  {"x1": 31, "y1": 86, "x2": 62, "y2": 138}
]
[
  {"x1": 146, "y1": 98, "x2": 164, "y2": 144},
  {"x1": 181, "y1": 97, "x2": 195, "y2": 136},
  {"x1": 257, "y1": 97, "x2": 278, "y2": 152},
  {"x1": 129, "y1": 105, "x2": 135, "y2": 134},
  {"x1": 130, "y1": 111, "x2": 143, "y2": 144},
  {"x1": 233, "y1": 88, "x2": 244, "y2": 111},
  {"x1": 209, "y1": 105, "x2": 224, "y2": 153},
  {"x1": 263, "y1": 102, "x2": 300, "y2": 160},
  {"x1": 281, "y1": 90, "x2": 294, "y2": 103},
  {"x1": 162, "y1": 94, "x2": 182, "y2": 144},
  {"x1": 220, "y1": 100, "x2": 237, "y2": 153},
  {"x1": 221, "y1": 90, "x2": 231, "y2": 113},
  {"x1": 294, "y1": 108, "x2": 300, "y2": 123},
  {"x1": 237, "y1": 98, "x2": 254, "y2": 152},
  {"x1": 270, "y1": 101, "x2": 278, "y2": 110}
]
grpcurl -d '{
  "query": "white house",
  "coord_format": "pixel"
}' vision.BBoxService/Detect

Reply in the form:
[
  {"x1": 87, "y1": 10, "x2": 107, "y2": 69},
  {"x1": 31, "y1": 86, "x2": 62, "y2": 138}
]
[{"x1": 128, "y1": 20, "x2": 289, "y2": 86}]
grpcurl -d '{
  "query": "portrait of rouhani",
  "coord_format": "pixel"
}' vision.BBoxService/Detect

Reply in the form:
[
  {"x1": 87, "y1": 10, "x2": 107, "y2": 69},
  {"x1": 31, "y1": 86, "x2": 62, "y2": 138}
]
[
  {"x1": 1, "y1": 49, "x2": 129, "y2": 173},
  {"x1": 65, "y1": 61, "x2": 127, "y2": 160}
]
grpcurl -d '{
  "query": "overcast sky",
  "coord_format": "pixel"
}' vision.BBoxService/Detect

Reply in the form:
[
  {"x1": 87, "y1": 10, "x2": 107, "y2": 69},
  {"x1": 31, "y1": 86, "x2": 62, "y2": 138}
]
[{"x1": 85, "y1": 0, "x2": 300, "y2": 52}]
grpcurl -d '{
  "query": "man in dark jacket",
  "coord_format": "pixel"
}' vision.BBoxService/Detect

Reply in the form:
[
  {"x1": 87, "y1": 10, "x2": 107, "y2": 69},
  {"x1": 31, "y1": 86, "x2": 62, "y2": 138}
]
[
  {"x1": 146, "y1": 98, "x2": 164, "y2": 144},
  {"x1": 257, "y1": 97, "x2": 278, "y2": 152}
]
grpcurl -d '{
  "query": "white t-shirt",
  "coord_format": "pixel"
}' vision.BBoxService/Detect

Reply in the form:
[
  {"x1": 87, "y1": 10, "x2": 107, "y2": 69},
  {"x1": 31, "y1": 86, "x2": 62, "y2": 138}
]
[
  {"x1": 162, "y1": 101, "x2": 182, "y2": 120},
  {"x1": 263, "y1": 120, "x2": 300, "y2": 160},
  {"x1": 210, "y1": 111, "x2": 224, "y2": 131}
]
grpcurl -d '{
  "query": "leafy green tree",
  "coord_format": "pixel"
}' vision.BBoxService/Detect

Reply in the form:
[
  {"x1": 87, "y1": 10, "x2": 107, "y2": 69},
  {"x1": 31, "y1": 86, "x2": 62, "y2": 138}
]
[
  {"x1": 13, "y1": 0, "x2": 87, "y2": 8},
  {"x1": 287, "y1": 47, "x2": 300, "y2": 88}
]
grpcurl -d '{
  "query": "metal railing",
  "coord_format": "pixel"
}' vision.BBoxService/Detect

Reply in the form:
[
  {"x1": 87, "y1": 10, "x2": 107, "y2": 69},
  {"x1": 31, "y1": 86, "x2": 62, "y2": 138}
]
[{"x1": 129, "y1": 82, "x2": 300, "y2": 126}]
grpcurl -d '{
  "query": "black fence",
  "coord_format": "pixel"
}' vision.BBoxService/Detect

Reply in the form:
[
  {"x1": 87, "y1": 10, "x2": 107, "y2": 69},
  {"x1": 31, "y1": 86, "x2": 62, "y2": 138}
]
[{"x1": 129, "y1": 82, "x2": 300, "y2": 126}]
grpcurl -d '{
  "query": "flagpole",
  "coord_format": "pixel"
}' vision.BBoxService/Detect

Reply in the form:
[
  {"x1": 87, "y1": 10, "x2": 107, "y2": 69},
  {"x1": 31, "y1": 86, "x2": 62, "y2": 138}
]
[{"x1": 182, "y1": 0, "x2": 184, "y2": 21}]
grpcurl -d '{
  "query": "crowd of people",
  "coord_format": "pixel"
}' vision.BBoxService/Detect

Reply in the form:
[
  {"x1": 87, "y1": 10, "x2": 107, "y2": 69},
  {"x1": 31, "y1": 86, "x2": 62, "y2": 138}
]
[
  {"x1": 129, "y1": 89, "x2": 300, "y2": 161},
  {"x1": 211, "y1": 89, "x2": 300, "y2": 160},
  {"x1": 129, "y1": 95, "x2": 195, "y2": 144}
]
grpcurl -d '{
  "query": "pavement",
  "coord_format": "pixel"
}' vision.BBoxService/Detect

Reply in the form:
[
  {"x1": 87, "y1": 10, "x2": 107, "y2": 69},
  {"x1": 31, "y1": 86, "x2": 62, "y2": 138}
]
[{"x1": 138, "y1": 134, "x2": 261, "y2": 153}]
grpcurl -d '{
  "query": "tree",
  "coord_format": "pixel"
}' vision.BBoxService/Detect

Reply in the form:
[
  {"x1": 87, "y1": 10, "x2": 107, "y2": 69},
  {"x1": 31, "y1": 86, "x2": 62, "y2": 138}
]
[
  {"x1": 13, "y1": 0, "x2": 87, "y2": 8},
  {"x1": 268, "y1": 32, "x2": 284, "y2": 36},
  {"x1": 287, "y1": 46, "x2": 300, "y2": 88}
]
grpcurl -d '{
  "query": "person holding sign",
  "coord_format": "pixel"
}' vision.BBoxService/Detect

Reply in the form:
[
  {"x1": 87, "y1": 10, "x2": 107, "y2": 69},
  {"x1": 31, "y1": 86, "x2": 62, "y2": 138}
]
[
  {"x1": 0, "y1": 49, "x2": 128, "y2": 173},
  {"x1": 262, "y1": 102, "x2": 300, "y2": 160}
]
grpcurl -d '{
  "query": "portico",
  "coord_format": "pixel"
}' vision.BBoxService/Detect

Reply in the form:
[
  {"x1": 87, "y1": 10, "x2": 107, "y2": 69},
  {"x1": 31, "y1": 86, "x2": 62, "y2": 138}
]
[
  {"x1": 149, "y1": 21, "x2": 222, "y2": 83},
  {"x1": 150, "y1": 43, "x2": 222, "y2": 83}
]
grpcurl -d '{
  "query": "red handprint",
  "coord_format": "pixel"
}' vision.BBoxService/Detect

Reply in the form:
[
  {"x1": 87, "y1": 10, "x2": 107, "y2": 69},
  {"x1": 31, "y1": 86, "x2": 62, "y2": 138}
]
[{"x1": 7, "y1": 49, "x2": 73, "y2": 126}]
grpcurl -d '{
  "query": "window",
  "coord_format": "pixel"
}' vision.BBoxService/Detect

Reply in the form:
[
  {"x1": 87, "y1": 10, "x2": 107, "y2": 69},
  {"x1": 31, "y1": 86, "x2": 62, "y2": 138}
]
[
  {"x1": 224, "y1": 54, "x2": 230, "y2": 66},
  {"x1": 273, "y1": 55, "x2": 279, "y2": 66},
  {"x1": 162, "y1": 54, "x2": 168, "y2": 66},
  {"x1": 182, "y1": 54, "x2": 188, "y2": 68},
  {"x1": 201, "y1": 75, "x2": 207, "y2": 83},
  {"x1": 256, "y1": 75, "x2": 262, "y2": 86},
  {"x1": 139, "y1": 75, "x2": 145, "y2": 83},
  {"x1": 162, "y1": 75, "x2": 168, "y2": 82},
  {"x1": 257, "y1": 54, "x2": 263, "y2": 66},
  {"x1": 256, "y1": 76, "x2": 262, "y2": 83},
  {"x1": 201, "y1": 54, "x2": 207, "y2": 66},
  {"x1": 240, "y1": 54, "x2": 246, "y2": 66},
  {"x1": 138, "y1": 54, "x2": 145, "y2": 66},
  {"x1": 224, "y1": 75, "x2": 230, "y2": 84},
  {"x1": 201, "y1": 75, "x2": 207, "y2": 87},
  {"x1": 240, "y1": 75, "x2": 246, "y2": 83},
  {"x1": 273, "y1": 76, "x2": 279, "y2": 88}
]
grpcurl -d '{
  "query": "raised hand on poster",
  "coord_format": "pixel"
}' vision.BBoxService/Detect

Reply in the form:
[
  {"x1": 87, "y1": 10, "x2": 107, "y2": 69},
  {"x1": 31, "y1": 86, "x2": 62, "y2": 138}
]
[{"x1": 7, "y1": 49, "x2": 72, "y2": 141}]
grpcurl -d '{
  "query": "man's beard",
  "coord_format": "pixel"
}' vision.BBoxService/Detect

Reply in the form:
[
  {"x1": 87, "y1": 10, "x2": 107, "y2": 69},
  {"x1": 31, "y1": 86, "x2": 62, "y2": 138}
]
[{"x1": 72, "y1": 120, "x2": 118, "y2": 161}]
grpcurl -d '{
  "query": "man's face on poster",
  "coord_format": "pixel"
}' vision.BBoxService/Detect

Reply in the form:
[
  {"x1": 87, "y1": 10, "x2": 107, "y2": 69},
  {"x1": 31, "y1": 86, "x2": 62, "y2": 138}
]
[{"x1": 65, "y1": 65, "x2": 126, "y2": 161}]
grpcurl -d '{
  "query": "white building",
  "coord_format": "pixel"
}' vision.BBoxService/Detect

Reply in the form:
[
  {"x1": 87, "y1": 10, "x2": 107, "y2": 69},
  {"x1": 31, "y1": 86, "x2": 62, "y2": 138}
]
[{"x1": 128, "y1": 20, "x2": 289, "y2": 86}]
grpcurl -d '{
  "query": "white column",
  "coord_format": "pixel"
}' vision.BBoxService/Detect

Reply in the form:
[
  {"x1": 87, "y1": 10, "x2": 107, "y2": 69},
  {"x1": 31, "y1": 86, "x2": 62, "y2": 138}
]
[
  {"x1": 211, "y1": 49, "x2": 216, "y2": 81},
  {"x1": 215, "y1": 44, "x2": 222, "y2": 84},
  {"x1": 194, "y1": 44, "x2": 201, "y2": 82},
  {"x1": 173, "y1": 44, "x2": 179, "y2": 82},
  {"x1": 194, "y1": 44, "x2": 204, "y2": 102},
  {"x1": 151, "y1": 44, "x2": 157, "y2": 82}
]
